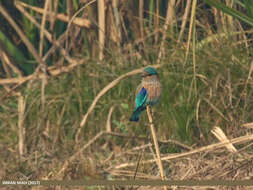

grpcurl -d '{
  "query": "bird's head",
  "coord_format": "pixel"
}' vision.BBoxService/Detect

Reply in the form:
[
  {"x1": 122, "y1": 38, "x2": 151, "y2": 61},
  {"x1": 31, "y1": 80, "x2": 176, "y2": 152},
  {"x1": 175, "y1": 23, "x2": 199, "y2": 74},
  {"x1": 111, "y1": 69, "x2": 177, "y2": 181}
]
[{"x1": 141, "y1": 67, "x2": 158, "y2": 77}]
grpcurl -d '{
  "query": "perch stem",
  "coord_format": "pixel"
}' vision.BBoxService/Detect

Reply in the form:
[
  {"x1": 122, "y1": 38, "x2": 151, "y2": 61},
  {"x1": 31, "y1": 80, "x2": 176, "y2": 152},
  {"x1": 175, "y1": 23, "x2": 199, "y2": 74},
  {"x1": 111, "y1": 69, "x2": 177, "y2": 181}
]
[{"x1": 146, "y1": 106, "x2": 167, "y2": 190}]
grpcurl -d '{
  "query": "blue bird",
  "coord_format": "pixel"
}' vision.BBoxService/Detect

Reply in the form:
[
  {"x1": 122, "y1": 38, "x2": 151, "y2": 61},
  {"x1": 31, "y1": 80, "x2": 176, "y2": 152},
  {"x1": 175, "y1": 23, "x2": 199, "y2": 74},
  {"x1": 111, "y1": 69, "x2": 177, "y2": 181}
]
[{"x1": 130, "y1": 67, "x2": 162, "y2": 122}]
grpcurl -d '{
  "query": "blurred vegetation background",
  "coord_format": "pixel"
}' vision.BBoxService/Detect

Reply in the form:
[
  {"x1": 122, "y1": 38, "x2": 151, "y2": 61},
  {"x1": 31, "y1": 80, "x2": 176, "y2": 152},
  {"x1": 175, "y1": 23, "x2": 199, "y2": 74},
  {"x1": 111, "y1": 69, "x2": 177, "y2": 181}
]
[{"x1": 1, "y1": 0, "x2": 253, "y2": 184}]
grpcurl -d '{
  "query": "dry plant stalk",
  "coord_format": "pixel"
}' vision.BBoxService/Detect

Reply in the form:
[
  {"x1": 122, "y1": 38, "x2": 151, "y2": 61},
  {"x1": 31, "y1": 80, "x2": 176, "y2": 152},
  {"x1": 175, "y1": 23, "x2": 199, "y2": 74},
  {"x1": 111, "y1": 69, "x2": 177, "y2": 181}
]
[
  {"x1": 242, "y1": 122, "x2": 253, "y2": 129},
  {"x1": 157, "y1": 0, "x2": 175, "y2": 64},
  {"x1": 211, "y1": 126, "x2": 237, "y2": 153},
  {"x1": 40, "y1": 0, "x2": 50, "y2": 112},
  {"x1": 154, "y1": 0, "x2": 159, "y2": 43},
  {"x1": 111, "y1": 0, "x2": 121, "y2": 44},
  {"x1": 185, "y1": 0, "x2": 197, "y2": 63},
  {"x1": 178, "y1": 0, "x2": 191, "y2": 42},
  {"x1": 106, "y1": 105, "x2": 115, "y2": 132},
  {"x1": 98, "y1": 0, "x2": 105, "y2": 61},
  {"x1": 18, "y1": 94, "x2": 26, "y2": 156},
  {"x1": 146, "y1": 106, "x2": 167, "y2": 190},
  {"x1": 139, "y1": 0, "x2": 144, "y2": 42}
]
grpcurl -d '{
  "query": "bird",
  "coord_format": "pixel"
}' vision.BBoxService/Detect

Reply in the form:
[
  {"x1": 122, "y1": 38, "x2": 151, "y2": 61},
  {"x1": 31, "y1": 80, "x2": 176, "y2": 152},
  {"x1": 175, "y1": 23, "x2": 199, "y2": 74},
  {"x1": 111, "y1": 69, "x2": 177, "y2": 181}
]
[{"x1": 130, "y1": 67, "x2": 162, "y2": 122}]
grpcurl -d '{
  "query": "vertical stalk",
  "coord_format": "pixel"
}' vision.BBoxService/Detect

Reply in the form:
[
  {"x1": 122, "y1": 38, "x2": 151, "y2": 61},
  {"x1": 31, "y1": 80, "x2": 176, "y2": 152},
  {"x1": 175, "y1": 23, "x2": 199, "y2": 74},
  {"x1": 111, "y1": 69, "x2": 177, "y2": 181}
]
[
  {"x1": 149, "y1": 0, "x2": 154, "y2": 28},
  {"x1": 185, "y1": 0, "x2": 197, "y2": 64},
  {"x1": 40, "y1": 0, "x2": 50, "y2": 111},
  {"x1": 18, "y1": 94, "x2": 25, "y2": 156},
  {"x1": 192, "y1": 8, "x2": 197, "y2": 96},
  {"x1": 98, "y1": 0, "x2": 105, "y2": 61},
  {"x1": 154, "y1": 0, "x2": 159, "y2": 44},
  {"x1": 146, "y1": 106, "x2": 167, "y2": 190},
  {"x1": 157, "y1": 0, "x2": 175, "y2": 64},
  {"x1": 178, "y1": 0, "x2": 191, "y2": 42},
  {"x1": 139, "y1": 0, "x2": 144, "y2": 41}
]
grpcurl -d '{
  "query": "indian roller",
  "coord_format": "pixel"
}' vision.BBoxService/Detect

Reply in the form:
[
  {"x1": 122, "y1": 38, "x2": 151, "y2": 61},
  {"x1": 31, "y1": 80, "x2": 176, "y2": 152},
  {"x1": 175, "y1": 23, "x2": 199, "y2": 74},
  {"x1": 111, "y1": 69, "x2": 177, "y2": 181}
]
[{"x1": 130, "y1": 67, "x2": 162, "y2": 122}]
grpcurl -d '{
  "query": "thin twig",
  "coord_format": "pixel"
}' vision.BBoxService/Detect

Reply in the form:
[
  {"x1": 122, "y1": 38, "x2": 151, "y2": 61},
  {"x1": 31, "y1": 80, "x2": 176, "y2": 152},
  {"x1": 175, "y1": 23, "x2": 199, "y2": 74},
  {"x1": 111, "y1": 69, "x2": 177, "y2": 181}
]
[{"x1": 133, "y1": 150, "x2": 143, "y2": 180}]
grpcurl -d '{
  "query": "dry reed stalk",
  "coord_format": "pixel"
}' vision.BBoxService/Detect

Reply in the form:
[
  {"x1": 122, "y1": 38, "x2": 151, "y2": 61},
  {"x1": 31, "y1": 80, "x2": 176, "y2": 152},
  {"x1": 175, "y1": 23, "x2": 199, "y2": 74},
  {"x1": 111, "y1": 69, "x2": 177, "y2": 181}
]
[
  {"x1": 242, "y1": 122, "x2": 253, "y2": 129},
  {"x1": 185, "y1": 0, "x2": 197, "y2": 63},
  {"x1": 39, "y1": 0, "x2": 49, "y2": 57},
  {"x1": 167, "y1": 0, "x2": 176, "y2": 34},
  {"x1": 154, "y1": 0, "x2": 159, "y2": 44},
  {"x1": 111, "y1": 0, "x2": 121, "y2": 44},
  {"x1": 49, "y1": 0, "x2": 59, "y2": 31},
  {"x1": 66, "y1": 0, "x2": 75, "y2": 51},
  {"x1": 178, "y1": 0, "x2": 191, "y2": 42},
  {"x1": 18, "y1": 94, "x2": 26, "y2": 156},
  {"x1": 211, "y1": 126, "x2": 237, "y2": 153},
  {"x1": 98, "y1": 0, "x2": 105, "y2": 61},
  {"x1": 139, "y1": 0, "x2": 144, "y2": 42},
  {"x1": 106, "y1": 105, "x2": 115, "y2": 132},
  {"x1": 195, "y1": 99, "x2": 204, "y2": 139},
  {"x1": 157, "y1": 0, "x2": 175, "y2": 64},
  {"x1": 146, "y1": 106, "x2": 167, "y2": 190},
  {"x1": 40, "y1": 0, "x2": 50, "y2": 112}
]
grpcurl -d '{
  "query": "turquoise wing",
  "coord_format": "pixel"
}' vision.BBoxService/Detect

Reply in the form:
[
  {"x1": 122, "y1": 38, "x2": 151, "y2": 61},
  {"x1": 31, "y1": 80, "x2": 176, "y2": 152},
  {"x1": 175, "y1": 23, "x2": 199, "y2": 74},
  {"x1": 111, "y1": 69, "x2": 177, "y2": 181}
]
[{"x1": 135, "y1": 87, "x2": 147, "y2": 108}]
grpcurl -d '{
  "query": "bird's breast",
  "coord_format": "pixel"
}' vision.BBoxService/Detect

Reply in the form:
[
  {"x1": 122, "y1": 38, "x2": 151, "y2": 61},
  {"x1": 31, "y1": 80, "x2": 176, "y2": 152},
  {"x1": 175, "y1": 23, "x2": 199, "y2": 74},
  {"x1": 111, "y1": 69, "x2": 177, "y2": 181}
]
[{"x1": 142, "y1": 78, "x2": 162, "y2": 105}]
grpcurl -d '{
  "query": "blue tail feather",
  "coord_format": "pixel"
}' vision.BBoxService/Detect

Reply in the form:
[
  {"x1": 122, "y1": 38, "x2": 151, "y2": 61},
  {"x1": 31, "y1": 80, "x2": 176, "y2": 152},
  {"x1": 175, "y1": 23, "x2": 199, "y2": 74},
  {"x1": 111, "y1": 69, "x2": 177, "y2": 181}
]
[{"x1": 129, "y1": 106, "x2": 146, "y2": 122}]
